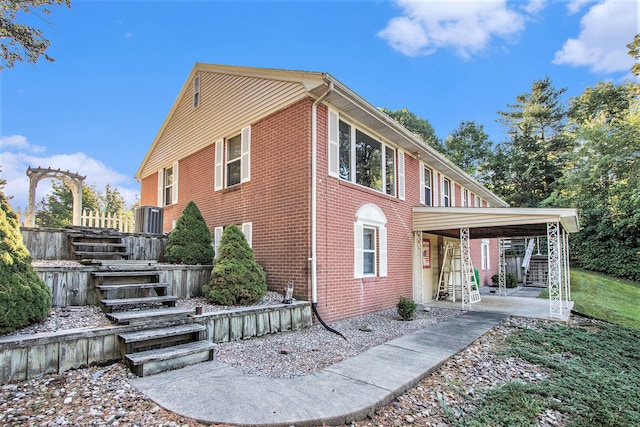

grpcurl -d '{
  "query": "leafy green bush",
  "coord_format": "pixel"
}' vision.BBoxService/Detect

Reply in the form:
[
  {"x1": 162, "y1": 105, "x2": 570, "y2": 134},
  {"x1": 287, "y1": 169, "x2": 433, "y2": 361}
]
[
  {"x1": 397, "y1": 297, "x2": 417, "y2": 321},
  {"x1": 491, "y1": 273, "x2": 518, "y2": 288},
  {"x1": 203, "y1": 224, "x2": 266, "y2": 305},
  {"x1": 164, "y1": 201, "x2": 214, "y2": 265},
  {"x1": 0, "y1": 190, "x2": 52, "y2": 333}
]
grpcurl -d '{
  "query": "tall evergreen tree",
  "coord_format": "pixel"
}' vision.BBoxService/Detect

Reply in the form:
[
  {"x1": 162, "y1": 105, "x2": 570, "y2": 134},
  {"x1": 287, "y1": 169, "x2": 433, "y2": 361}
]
[
  {"x1": 164, "y1": 201, "x2": 214, "y2": 265},
  {"x1": 492, "y1": 77, "x2": 572, "y2": 207}
]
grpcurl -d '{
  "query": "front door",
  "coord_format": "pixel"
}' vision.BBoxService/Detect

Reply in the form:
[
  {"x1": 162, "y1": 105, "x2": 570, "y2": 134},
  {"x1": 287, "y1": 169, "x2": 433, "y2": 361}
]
[{"x1": 417, "y1": 233, "x2": 439, "y2": 302}]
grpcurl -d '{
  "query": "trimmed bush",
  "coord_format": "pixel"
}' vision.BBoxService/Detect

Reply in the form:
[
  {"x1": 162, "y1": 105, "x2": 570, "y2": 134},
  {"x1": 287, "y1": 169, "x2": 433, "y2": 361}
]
[
  {"x1": 164, "y1": 201, "x2": 214, "y2": 265},
  {"x1": 203, "y1": 224, "x2": 266, "y2": 305},
  {"x1": 491, "y1": 272, "x2": 519, "y2": 288},
  {"x1": 0, "y1": 190, "x2": 52, "y2": 333},
  {"x1": 397, "y1": 297, "x2": 417, "y2": 321}
]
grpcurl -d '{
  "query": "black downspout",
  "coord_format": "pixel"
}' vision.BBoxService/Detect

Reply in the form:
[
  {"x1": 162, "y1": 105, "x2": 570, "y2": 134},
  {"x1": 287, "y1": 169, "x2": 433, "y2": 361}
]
[{"x1": 312, "y1": 302, "x2": 347, "y2": 340}]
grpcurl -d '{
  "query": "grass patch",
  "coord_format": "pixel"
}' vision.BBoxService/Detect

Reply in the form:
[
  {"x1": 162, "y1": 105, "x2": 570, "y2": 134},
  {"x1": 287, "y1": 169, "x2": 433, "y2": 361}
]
[
  {"x1": 539, "y1": 269, "x2": 640, "y2": 329},
  {"x1": 444, "y1": 322, "x2": 640, "y2": 426}
]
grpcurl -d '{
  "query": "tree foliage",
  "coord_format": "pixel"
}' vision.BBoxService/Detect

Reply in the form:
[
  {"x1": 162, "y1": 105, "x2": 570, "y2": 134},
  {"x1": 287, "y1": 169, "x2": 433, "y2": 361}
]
[
  {"x1": 443, "y1": 120, "x2": 493, "y2": 179},
  {"x1": 203, "y1": 225, "x2": 267, "y2": 306},
  {"x1": 0, "y1": 188, "x2": 52, "y2": 333},
  {"x1": 491, "y1": 77, "x2": 573, "y2": 207},
  {"x1": 36, "y1": 181, "x2": 101, "y2": 228},
  {"x1": 380, "y1": 107, "x2": 445, "y2": 153},
  {"x1": 628, "y1": 33, "x2": 640, "y2": 77},
  {"x1": 0, "y1": 0, "x2": 71, "y2": 70},
  {"x1": 164, "y1": 201, "x2": 214, "y2": 265}
]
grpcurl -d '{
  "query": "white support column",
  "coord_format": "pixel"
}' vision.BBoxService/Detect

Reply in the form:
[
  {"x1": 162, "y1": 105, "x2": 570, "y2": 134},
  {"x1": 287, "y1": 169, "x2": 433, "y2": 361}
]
[
  {"x1": 460, "y1": 227, "x2": 472, "y2": 310},
  {"x1": 547, "y1": 221, "x2": 563, "y2": 319},
  {"x1": 498, "y1": 238, "x2": 507, "y2": 296},
  {"x1": 562, "y1": 228, "x2": 571, "y2": 306},
  {"x1": 412, "y1": 232, "x2": 424, "y2": 303}
]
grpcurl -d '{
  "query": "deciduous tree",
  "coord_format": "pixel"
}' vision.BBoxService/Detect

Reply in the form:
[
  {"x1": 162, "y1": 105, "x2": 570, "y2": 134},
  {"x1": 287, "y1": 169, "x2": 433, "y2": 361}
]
[{"x1": 443, "y1": 120, "x2": 493, "y2": 179}]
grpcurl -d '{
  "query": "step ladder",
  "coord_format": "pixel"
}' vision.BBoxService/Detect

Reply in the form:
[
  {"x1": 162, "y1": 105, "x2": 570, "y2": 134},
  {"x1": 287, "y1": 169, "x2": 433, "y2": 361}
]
[{"x1": 436, "y1": 241, "x2": 481, "y2": 306}]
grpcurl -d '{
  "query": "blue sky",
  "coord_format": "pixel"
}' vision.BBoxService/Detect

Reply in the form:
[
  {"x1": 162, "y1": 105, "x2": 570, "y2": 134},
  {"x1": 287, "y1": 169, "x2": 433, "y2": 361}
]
[{"x1": 1, "y1": 0, "x2": 637, "y2": 212}]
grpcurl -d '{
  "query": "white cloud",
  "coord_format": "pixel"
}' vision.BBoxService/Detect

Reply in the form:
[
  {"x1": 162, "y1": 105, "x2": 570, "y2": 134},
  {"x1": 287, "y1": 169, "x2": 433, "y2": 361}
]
[
  {"x1": 124, "y1": 31, "x2": 133, "y2": 39},
  {"x1": 1, "y1": 134, "x2": 46, "y2": 153},
  {"x1": 566, "y1": 0, "x2": 595, "y2": 15},
  {"x1": 522, "y1": 0, "x2": 547, "y2": 15},
  {"x1": 1, "y1": 135, "x2": 139, "y2": 213},
  {"x1": 553, "y1": 0, "x2": 638, "y2": 73},
  {"x1": 378, "y1": 0, "x2": 528, "y2": 58}
]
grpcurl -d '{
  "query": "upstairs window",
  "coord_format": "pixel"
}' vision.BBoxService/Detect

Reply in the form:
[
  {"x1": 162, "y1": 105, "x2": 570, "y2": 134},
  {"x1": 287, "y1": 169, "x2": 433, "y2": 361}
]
[
  {"x1": 328, "y1": 110, "x2": 398, "y2": 197},
  {"x1": 193, "y1": 76, "x2": 200, "y2": 108},
  {"x1": 215, "y1": 126, "x2": 251, "y2": 190},
  {"x1": 420, "y1": 165, "x2": 433, "y2": 206},
  {"x1": 442, "y1": 178, "x2": 451, "y2": 207},
  {"x1": 462, "y1": 188, "x2": 469, "y2": 207}
]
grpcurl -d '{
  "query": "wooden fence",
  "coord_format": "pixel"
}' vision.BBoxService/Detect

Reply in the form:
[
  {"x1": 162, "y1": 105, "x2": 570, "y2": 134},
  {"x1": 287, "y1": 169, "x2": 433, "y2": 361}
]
[{"x1": 81, "y1": 210, "x2": 135, "y2": 233}]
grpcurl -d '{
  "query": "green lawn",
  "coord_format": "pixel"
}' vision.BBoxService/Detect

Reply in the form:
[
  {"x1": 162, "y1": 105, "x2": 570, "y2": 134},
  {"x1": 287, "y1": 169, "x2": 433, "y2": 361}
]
[{"x1": 552, "y1": 269, "x2": 640, "y2": 329}]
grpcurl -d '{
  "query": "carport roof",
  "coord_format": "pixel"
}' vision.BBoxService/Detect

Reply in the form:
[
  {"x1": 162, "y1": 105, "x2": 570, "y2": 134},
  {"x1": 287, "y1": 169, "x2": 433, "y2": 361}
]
[{"x1": 412, "y1": 207, "x2": 580, "y2": 239}]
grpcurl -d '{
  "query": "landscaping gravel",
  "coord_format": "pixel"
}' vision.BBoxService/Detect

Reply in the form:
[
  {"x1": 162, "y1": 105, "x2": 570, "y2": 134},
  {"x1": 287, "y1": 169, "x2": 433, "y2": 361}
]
[{"x1": 1, "y1": 300, "x2": 579, "y2": 426}]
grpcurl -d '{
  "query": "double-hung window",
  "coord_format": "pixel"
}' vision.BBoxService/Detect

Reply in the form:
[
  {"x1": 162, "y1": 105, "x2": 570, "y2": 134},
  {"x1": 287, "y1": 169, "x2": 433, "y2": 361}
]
[
  {"x1": 215, "y1": 126, "x2": 251, "y2": 190},
  {"x1": 442, "y1": 178, "x2": 451, "y2": 207},
  {"x1": 329, "y1": 110, "x2": 398, "y2": 197},
  {"x1": 481, "y1": 239, "x2": 490, "y2": 270},
  {"x1": 157, "y1": 162, "x2": 178, "y2": 206},
  {"x1": 420, "y1": 165, "x2": 433, "y2": 206},
  {"x1": 354, "y1": 204, "x2": 387, "y2": 278},
  {"x1": 362, "y1": 226, "x2": 376, "y2": 276},
  {"x1": 462, "y1": 188, "x2": 469, "y2": 207}
]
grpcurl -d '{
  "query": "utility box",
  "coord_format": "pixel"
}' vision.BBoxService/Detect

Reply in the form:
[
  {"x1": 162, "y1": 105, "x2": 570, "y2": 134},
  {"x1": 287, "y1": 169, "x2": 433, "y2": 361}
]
[{"x1": 135, "y1": 206, "x2": 164, "y2": 234}]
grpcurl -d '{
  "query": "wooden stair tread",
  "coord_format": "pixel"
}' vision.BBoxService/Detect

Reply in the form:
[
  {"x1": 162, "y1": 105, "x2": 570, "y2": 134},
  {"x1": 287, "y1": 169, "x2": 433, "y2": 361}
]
[
  {"x1": 106, "y1": 307, "x2": 193, "y2": 324},
  {"x1": 72, "y1": 242, "x2": 127, "y2": 247},
  {"x1": 75, "y1": 251, "x2": 131, "y2": 256},
  {"x1": 101, "y1": 295, "x2": 178, "y2": 306},
  {"x1": 119, "y1": 323, "x2": 206, "y2": 343},
  {"x1": 96, "y1": 282, "x2": 170, "y2": 291},
  {"x1": 126, "y1": 341, "x2": 215, "y2": 365},
  {"x1": 93, "y1": 271, "x2": 160, "y2": 277}
]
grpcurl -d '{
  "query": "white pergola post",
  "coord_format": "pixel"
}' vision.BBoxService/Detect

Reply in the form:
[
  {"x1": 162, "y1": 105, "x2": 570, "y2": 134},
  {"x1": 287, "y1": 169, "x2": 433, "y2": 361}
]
[
  {"x1": 547, "y1": 221, "x2": 563, "y2": 319},
  {"x1": 562, "y1": 228, "x2": 571, "y2": 307},
  {"x1": 498, "y1": 238, "x2": 507, "y2": 296},
  {"x1": 460, "y1": 227, "x2": 472, "y2": 310}
]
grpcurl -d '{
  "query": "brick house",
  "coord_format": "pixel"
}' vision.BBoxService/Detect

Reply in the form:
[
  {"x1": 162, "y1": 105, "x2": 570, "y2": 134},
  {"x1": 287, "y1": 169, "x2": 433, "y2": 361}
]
[{"x1": 136, "y1": 64, "x2": 578, "y2": 322}]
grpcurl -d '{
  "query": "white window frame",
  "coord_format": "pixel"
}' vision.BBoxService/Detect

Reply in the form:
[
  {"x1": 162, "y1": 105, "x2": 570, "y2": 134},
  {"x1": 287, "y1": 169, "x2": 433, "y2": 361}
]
[
  {"x1": 397, "y1": 150, "x2": 405, "y2": 200},
  {"x1": 475, "y1": 195, "x2": 482, "y2": 207},
  {"x1": 354, "y1": 204, "x2": 387, "y2": 278},
  {"x1": 241, "y1": 222, "x2": 252, "y2": 248},
  {"x1": 362, "y1": 226, "x2": 377, "y2": 276},
  {"x1": 214, "y1": 125, "x2": 251, "y2": 190},
  {"x1": 157, "y1": 161, "x2": 178, "y2": 206},
  {"x1": 481, "y1": 239, "x2": 490, "y2": 270},
  {"x1": 420, "y1": 165, "x2": 433, "y2": 206},
  {"x1": 462, "y1": 188, "x2": 469, "y2": 207},
  {"x1": 226, "y1": 133, "x2": 242, "y2": 187},
  {"x1": 193, "y1": 76, "x2": 200, "y2": 108},
  {"x1": 442, "y1": 177, "x2": 451, "y2": 207},
  {"x1": 329, "y1": 112, "x2": 397, "y2": 197}
]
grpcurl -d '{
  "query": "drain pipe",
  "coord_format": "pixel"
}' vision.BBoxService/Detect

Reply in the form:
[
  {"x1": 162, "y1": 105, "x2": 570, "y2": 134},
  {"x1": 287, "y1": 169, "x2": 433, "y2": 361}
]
[{"x1": 311, "y1": 81, "x2": 346, "y2": 340}]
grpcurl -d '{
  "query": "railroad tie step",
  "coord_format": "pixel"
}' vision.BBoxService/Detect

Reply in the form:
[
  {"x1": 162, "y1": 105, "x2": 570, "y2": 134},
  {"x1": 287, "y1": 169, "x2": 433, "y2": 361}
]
[{"x1": 126, "y1": 341, "x2": 215, "y2": 377}]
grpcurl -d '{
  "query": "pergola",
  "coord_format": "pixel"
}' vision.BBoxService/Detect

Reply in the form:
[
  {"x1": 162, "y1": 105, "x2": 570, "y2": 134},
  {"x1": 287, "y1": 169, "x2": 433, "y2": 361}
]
[
  {"x1": 24, "y1": 167, "x2": 86, "y2": 227},
  {"x1": 412, "y1": 207, "x2": 580, "y2": 320}
]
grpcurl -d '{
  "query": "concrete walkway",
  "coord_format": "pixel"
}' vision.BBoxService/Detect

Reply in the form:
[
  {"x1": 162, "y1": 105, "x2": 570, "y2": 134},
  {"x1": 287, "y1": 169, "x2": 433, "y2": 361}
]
[{"x1": 130, "y1": 311, "x2": 506, "y2": 426}]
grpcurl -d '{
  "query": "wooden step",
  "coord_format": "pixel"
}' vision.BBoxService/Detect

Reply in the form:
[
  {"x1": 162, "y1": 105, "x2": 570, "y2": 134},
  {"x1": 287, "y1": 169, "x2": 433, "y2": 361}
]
[
  {"x1": 75, "y1": 251, "x2": 132, "y2": 257},
  {"x1": 93, "y1": 271, "x2": 160, "y2": 277},
  {"x1": 107, "y1": 307, "x2": 193, "y2": 325},
  {"x1": 72, "y1": 242, "x2": 127, "y2": 248},
  {"x1": 119, "y1": 324, "x2": 206, "y2": 353},
  {"x1": 101, "y1": 295, "x2": 178, "y2": 307},
  {"x1": 126, "y1": 341, "x2": 215, "y2": 377},
  {"x1": 96, "y1": 282, "x2": 170, "y2": 291}
]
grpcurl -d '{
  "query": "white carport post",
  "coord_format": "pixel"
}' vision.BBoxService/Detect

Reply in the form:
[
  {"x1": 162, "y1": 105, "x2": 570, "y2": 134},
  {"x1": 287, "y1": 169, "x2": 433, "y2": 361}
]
[
  {"x1": 562, "y1": 228, "x2": 571, "y2": 308},
  {"x1": 460, "y1": 227, "x2": 472, "y2": 310},
  {"x1": 412, "y1": 232, "x2": 424, "y2": 303},
  {"x1": 547, "y1": 221, "x2": 562, "y2": 319},
  {"x1": 498, "y1": 238, "x2": 507, "y2": 296}
]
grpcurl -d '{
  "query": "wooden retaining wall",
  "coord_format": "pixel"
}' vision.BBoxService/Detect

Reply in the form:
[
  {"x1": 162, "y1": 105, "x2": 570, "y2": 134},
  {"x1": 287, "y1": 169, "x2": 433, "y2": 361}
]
[
  {"x1": 35, "y1": 265, "x2": 212, "y2": 307},
  {"x1": 0, "y1": 302, "x2": 311, "y2": 385},
  {"x1": 21, "y1": 227, "x2": 168, "y2": 261}
]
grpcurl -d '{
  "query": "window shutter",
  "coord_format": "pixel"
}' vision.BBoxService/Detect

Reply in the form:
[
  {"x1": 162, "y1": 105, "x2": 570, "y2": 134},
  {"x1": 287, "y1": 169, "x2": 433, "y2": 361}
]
[
  {"x1": 214, "y1": 140, "x2": 223, "y2": 191},
  {"x1": 433, "y1": 172, "x2": 439, "y2": 207},
  {"x1": 241, "y1": 125, "x2": 251, "y2": 183},
  {"x1": 328, "y1": 109, "x2": 339, "y2": 178},
  {"x1": 157, "y1": 169, "x2": 164, "y2": 206},
  {"x1": 241, "y1": 222, "x2": 252, "y2": 248},
  {"x1": 419, "y1": 165, "x2": 425, "y2": 205},
  {"x1": 398, "y1": 151, "x2": 405, "y2": 200},
  {"x1": 214, "y1": 227, "x2": 223, "y2": 258},
  {"x1": 354, "y1": 222, "x2": 364, "y2": 278},
  {"x1": 379, "y1": 226, "x2": 387, "y2": 277},
  {"x1": 172, "y1": 161, "x2": 179, "y2": 204}
]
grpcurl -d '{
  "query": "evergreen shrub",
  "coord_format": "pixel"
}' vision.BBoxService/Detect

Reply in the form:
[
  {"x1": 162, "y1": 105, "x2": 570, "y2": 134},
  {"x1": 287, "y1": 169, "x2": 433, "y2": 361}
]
[
  {"x1": 397, "y1": 297, "x2": 417, "y2": 321},
  {"x1": 0, "y1": 190, "x2": 52, "y2": 333},
  {"x1": 491, "y1": 273, "x2": 519, "y2": 288},
  {"x1": 203, "y1": 224, "x2": 267, "y2": 305},
  {"x1": 164, "y1": 201, "x2": 214, "y2": 265}
]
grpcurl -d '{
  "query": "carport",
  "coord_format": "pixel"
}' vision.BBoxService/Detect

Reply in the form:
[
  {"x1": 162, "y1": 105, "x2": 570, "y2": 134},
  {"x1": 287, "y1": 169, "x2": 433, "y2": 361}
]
[{"x1": 411, "y1": 207, "x2": 580, "y2": 320}]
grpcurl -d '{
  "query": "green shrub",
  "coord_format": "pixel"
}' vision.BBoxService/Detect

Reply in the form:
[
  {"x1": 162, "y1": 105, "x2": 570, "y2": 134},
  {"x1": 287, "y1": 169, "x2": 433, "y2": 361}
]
[
  {"x1": 397, "y1": 297, "x2": 417, "y2": 321},
  {"x1": 0, "y1": 190, "x2": 52, "y2": 333},
  {"x1": 491, "y1": 272, "x2": 519, "y2": 288},
  {"x1": 203, "y1": 224, "x2": 266, "y2": 305},
  {"x1": 164, "y1": 201, "x2": 214, "y2": 265}
]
